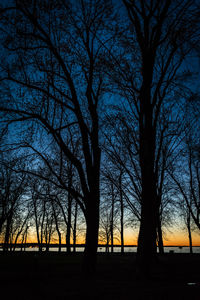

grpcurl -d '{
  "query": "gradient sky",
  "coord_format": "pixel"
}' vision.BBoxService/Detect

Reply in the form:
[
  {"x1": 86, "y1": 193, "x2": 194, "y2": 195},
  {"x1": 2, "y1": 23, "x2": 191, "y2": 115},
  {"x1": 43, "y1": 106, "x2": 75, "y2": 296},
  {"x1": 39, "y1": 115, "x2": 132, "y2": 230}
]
[
  {"x1": 25, "y1": 225, "x2": 200, "y2": 246},
  {"x1": 124, "y1": 227, "x2": 200, "y2": 246}
]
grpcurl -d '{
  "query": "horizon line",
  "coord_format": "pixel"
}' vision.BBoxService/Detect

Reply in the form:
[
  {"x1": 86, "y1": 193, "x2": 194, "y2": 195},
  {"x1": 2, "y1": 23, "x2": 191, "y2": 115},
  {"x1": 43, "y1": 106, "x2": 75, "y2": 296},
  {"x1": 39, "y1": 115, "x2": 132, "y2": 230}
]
[{"x1": 0, "y1": 243, "x2": 200, "y2": 247}]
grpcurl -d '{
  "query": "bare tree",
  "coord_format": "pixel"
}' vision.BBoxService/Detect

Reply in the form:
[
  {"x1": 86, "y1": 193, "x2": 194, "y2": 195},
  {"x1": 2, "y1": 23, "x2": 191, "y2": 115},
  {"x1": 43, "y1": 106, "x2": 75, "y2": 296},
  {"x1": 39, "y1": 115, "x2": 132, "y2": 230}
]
[
  {"x1": 171, "y1": 140, "x2": 200, "y2": 232},
  {"x1": 0, "y1": 0, "x2": 115, "y2": 273},
  {"x1": 0, "y1": 156, "x2": 27, "y2": 251},
  {"x1": 12, "y1": 209, "x2": 30, "y2": 251},
  {"x1": 50, "y1": 196, "x2": 62, "y2": 252},
  {"x1": 31, "y1": 179, "x2": 46, "y2": 253},
  {"x1": 115, "y1": 0, "x2": 200, "y2": 274},
  {"x1": 178, "y1": 197, "x2": 195, "y2": 253},
  {"x1": 100, "y1": 178, "x2": 119, "y2": 253}
]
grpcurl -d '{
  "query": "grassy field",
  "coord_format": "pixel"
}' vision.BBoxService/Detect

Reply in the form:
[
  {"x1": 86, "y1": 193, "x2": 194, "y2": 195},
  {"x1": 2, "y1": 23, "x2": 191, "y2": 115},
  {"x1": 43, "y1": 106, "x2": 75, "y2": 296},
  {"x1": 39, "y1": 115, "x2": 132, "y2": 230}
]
[{"x1": 0, "y1": 252, "x2": 200, "y2": 300}]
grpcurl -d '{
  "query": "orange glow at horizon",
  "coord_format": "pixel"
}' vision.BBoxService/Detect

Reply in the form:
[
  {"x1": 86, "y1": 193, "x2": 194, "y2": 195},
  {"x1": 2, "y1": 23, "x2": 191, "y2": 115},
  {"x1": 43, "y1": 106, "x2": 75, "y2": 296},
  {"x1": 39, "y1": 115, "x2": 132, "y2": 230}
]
[
  {"x1": 26, "y1": 231, "x2": 200, "y2": 246},
  {"x1": 23, "y1": 224, "x2": 200, "y2": 246},
  {"x1": 123, "y1": 228, "x2": 200, "y2": 246}
]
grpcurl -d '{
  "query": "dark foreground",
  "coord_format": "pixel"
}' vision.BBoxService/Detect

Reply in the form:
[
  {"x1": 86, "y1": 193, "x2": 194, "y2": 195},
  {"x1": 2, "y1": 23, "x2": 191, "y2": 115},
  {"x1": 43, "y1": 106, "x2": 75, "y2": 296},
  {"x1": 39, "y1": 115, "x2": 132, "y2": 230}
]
[{"x1": 0, "y1": 252, "x2": 200, "y2": 300}]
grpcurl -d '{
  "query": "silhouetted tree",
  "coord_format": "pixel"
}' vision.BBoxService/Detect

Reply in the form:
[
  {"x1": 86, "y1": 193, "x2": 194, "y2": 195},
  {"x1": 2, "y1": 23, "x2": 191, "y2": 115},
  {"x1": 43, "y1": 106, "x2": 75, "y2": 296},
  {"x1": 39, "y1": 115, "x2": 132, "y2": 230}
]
[
  {"x1": 12, "y1": 209, "x2": 30, "y2": 251},
  {"x1": 0, "y1": 156, "x2": 28, "y2": 251},
  {"x1": 31, "y1": 179, "x2": 46, "y2": 252},
  {"x1": 118, "y1": 0, "x2": 200, "y2": 274},
  {"x1": 171, "y1": 140, "x2": 200, "y2": 232},
  {"x1": 50, "y1": 195, "x2": 62, "y2": 252},
  {"x1": 0, "y1": 0, "x2": 115, "y2": 273},
  {"x1": 72, "y1": 200, "x2": 78, "y2": 252},
  {"x1": 179, "y1": 197, "x2": 194, "y2": 253},
  {"x1": 0, "y1": 0, "x2": 199, "y2": 277},
  {"x1": 99, "y1": 179, "x2": 119, "y2": 252},
  {"x1": 101, "y1": 159, "x2": 128, "y2": 254}
]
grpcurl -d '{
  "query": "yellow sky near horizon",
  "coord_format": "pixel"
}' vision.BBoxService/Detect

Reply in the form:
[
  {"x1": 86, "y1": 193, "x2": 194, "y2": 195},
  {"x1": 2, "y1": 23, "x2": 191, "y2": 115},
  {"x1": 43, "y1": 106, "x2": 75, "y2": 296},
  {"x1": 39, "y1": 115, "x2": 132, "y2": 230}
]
[
  {"x1": 25, "y1": 227, "x2": 200, "y2": 246},
  {"x1": 123, "y1": 228, "x2": 200, "y2": 246}
]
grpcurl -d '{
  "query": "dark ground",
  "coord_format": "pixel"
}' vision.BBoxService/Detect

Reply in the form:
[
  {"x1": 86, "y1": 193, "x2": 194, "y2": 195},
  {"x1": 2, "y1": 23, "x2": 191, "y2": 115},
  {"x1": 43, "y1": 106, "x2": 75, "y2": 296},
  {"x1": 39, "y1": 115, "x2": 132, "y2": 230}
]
[{"x1": 0, "y1": 252, "x2": 200, "y2": 300}]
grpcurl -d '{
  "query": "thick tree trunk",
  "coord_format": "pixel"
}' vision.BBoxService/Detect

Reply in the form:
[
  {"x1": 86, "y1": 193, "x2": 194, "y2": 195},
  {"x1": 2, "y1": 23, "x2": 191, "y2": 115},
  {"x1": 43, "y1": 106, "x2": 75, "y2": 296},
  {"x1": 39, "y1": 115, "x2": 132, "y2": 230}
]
[
  {"x1": 110, "y1": 183, "x2": 114, "y2": 253},
  {"x1": 66, "y1": 166, "x2": 73, "y2": 254},
  {"x1": 0, "y1": 216, "x2": 6, "y2": 235},
  {"x1": 66, "y1": 196, "x2": 72, "y2": 254},
  {"x1": 137, "y1": 127, "x2": 158, "y2": 274},
  {"x1": 188, "y1": 229, "x2": 193, "y2": 254},
  {"x1": 46, "y1": 243, "x2": 50, "y2": 252},
  {"x1": 35, "y1": 223, "x2": 42, "y2": 253},
  {"x1": 73, "y1": 201, "x2": 78, "y2": 253},
  {"x1": 156, "y1": 199, "x2": 164, "y2": 254},
  {"x1": 82, "y1": 194, "x2": 99, "y2": 275},
  {"x1": 13, "y1": 231, "x2": 21, "y2": 251},
  {"x1": 157, "y1": 217, "x2": 164, "y2": 254},
  {"x1": 105, "y1": 238, "x2": 109, "y2": 253},
  {"x1": 137, "y1": 146, "x2": 158, "y2": 275},
  {"x1": 187, "y1": 214, "x2": 193, "y2": 254},
  {"x1": 34, "y1": 201, "x2": 42, "y2": 253},
  {"x1": 3, "y1": 217, "x2": 11, "y2": 252},
  {"x1": 120, "y1": 210, "x2": 124, "y2": 255},
  {"x1": 57, "y1": 232, "x2": 62, "y2": 252},
  {"x1": 137, "y1": 52, "x2": 158, "y2": 276},
  {"x1": 137, "y1": 188, "x2": 157, "y2": 275},
  {"x1": 51, "y1": 201, "x2": 62, "y2": 252},
  {"x1": 81, "y1": 114, "x2": 101, "y2": 274},
  {"x1": 119, "y1": 173, "x2": 124, "y2": 254}
]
